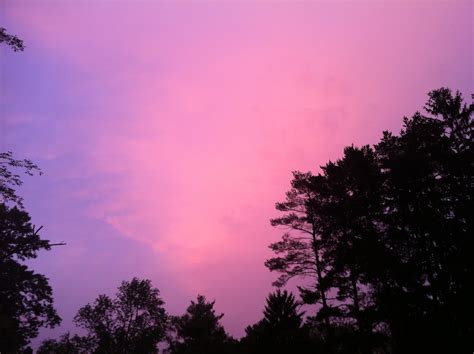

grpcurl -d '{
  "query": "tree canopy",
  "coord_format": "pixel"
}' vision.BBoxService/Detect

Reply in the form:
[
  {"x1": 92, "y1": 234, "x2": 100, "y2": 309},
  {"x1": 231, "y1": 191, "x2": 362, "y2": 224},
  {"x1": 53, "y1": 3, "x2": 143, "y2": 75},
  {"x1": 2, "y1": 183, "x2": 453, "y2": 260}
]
[
  {"x1": 0, "y1": 155, "x2": 60, "y2": 353},
  {"x1": 166, "y1": 295, "x2": 236, "y2": 354},
  {"x1": 0, "y1": 27, "x2": 24, "y2": 52},
  {"x1": 1, "y1": 151, "x2": 41, "y2": 209},
  {"x1": 74, "y1": 278, "x2": 168, "y2": 354},
  {"x1": 242, "y1": 290, "x2": 313, "y2": 354},
  {"x1": 266, "y1": 87, "x2": 473, "y2": 353}
]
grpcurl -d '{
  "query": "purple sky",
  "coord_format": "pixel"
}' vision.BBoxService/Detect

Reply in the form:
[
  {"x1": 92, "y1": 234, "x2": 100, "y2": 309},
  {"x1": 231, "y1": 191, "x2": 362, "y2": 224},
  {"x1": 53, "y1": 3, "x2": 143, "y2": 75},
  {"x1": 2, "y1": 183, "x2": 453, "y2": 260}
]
[{"x1": 0, "y1": 0, "x2": 472, "y2": 347}]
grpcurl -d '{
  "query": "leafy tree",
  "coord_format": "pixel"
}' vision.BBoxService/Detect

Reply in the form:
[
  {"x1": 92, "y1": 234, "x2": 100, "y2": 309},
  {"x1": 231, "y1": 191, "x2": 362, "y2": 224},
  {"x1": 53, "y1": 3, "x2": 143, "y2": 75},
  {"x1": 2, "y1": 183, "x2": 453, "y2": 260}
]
[
  {"x1": 0, "y1": 154, "x2": 60, "y2": 353},
  {"x1": 1, "y1": 26, "x2": 60, "y2": 352},
  {"x1": 0, "y1": 27, "x2": 24, "y2": 51},
  {"x1": 167, "y1": 295, "x2": 236, "y2": 354},
  {"x1": 37, "y1": 333, "x2": 94, "y2": 354},
  {"x1": 242, "y1": 290, "x2": 313, "y2": 354},
  {"x1": 305, "y1": 316, "x2": 378, "y2": 354},
  {"x1": 265, "y1": 172, "x2": 335, "y2": 336},
  {"x1": 267, "y1": 87, "x2": 473, "y2": 353},
  {"x1": 1, "y1": 151, "x2": 41, "y2": 209},
  {"x1": 319, "y1": 146, "x2": 386, "y2": 352},
  {"x1": 72, "y1": 278, "x2": 168, "y2": 354},
  {"x1": 261, "y1": 290, "x2": 304, "y2": 330},
  {"x1": 372, "y1": 88, "x2": 473, "y2": 352},
  {"x1": 266, "y1": 149, "x2": 386, "y2": 353}
]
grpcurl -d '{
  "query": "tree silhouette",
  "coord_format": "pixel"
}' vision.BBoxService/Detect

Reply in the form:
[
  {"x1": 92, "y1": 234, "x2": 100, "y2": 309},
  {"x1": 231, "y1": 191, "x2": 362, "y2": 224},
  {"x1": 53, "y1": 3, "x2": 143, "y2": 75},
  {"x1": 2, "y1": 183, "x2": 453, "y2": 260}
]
[
  {"x1": 1, "y1": 29, "x2": 61, "y2": 353},
  {"x1": 266, "y1": 87, "x2": 473, "y2": 353},
  {"x1": 318, "y1": 146, "x2": 388, "y2": 353},
  {"x1": 1, "y1": 151, "x2": 41, "y2": 209},
  {"x1": 262, "y1": 290, "x2": 304, "y2": 329},
  {"x1": 0, "y1": 204, "x2": 61, "y2": 352},
  {"x1": 37, "y1": 333, "x2": 94, "y2": 354},
  {"x1": 70, "y1": 278, "x2": 168, "y2": 354},
  {"x1": 242, "y1": 290, "x2": 313, "y2": 354},
  {"x1": 371, "y1": 88, "x2": 473, "y2": 352},
  {"x1": 167, "y1": 295, "x2": 236, "y2": 354},
  {"x1": 0, "y1": 27, "x2": 24, "y2": 51},
  {"x1": 265, "y1": 172, "x2": 335, "y2": 338},
  {"x1": 0, "y1": 154, "x2": 60, "y2": 353}
]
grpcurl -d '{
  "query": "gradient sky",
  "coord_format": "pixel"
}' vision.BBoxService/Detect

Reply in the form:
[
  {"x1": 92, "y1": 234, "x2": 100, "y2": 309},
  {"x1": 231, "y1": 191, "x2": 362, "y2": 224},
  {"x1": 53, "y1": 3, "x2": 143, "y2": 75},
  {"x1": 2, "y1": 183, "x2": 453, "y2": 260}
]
[{"x1": 0, "y1": 0, "x2": 472, "y2": 347}]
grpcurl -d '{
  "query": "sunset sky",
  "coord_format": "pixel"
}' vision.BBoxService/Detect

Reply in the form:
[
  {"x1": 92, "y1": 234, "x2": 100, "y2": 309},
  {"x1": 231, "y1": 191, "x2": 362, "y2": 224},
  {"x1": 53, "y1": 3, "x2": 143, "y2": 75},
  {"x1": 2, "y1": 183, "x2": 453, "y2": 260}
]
[{"x1": 1, "y1": 0, "x2": 472, "y2": 345}]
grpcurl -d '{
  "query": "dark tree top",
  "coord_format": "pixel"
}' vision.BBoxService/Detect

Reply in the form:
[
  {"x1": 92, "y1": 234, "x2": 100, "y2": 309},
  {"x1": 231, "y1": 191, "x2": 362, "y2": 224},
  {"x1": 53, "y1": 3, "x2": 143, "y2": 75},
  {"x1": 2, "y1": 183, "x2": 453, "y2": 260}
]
[
  {"x1": 0, "y1": 151, "x2": 41, "y2": 209},
  {"x1": 0, "y1": 27, "x2": 24, "y2": 51}
]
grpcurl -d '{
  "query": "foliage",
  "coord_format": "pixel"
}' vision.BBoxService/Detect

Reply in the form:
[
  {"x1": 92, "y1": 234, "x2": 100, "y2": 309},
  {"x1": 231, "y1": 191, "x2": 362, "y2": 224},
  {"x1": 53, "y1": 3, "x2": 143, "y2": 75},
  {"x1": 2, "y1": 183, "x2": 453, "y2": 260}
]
[
  {"x1": 37, "y1": 333, "x2": 94, "y2": 354},
  {"x1": 72, "y1": 278, "x2": 168, "y2": 354},
  {"x1": 265, "y1": 172, "x2": 335, "y2": 335},
  {"x1": 0, "y1": 151, "x2": 41, "y2": 209},
  {"x1": 371, "y1": 88, "x2": 473, "y2": 352},
  {"x1": 241, "y1": 290, "x2": 314, "y2": 354},
  {"x1": 0, "y1": 244, "x2": 60, "y2": 352},
  {"x1": 1, "y1": 29, "x2": 60, "y2": 352},
  {"x1": 0, "y1": 27, "x2": 24, "y2": 51},
  {"x1": 0, "y1": 155, "x2": 59, "y2": 352},
  {"x1": 266, "y1": 88, "x2": 473, "y2": 352},
  {"x1": 167, "y1": 295, "x2": 236, "y2": 354}
]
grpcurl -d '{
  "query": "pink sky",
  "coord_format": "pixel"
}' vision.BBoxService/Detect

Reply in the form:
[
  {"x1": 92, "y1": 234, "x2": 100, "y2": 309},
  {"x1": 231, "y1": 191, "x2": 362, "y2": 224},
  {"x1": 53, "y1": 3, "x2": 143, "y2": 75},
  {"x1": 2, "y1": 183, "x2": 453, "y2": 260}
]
[{"x1": 1, "y1": 0, "x2": 472, "y2": 346}]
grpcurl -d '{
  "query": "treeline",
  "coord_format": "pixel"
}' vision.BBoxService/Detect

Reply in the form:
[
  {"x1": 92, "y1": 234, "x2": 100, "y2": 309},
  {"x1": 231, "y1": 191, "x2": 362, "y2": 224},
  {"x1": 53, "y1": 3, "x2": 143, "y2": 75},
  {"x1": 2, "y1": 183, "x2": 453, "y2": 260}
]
[
  {"x1": 1, "y1": 27, "x2": 473, "y2": 354},
  {"x1": 264, "y1": 88, "x2": 473, "y2": 353},
  {"x1": 1, "y1": 87, "x2": 472, "y2": 354},
  {"x1": 36, "y1": 279, "x2": 314, "y2": 354}
]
